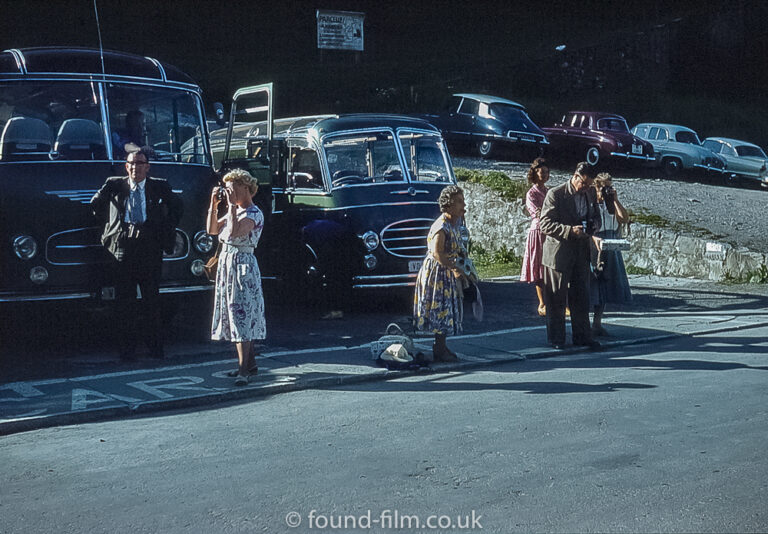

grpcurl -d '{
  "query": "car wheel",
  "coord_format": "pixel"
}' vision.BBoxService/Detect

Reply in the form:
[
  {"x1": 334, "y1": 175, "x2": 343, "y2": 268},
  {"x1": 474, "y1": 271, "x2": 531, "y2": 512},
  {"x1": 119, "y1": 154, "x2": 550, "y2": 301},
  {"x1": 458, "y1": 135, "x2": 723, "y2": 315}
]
[
  {"x1": 663, "y1": 158, "x2": 681, "y2": 177},
  {"x1": 724, "y1": 172, "x2": 739, "y2": 187},
  {"x1": 477, "y1": 141, "x2": 493, "y2": 158},
  {"x1": 586, "y1": 146, "x2": 600, "y2": 166}
]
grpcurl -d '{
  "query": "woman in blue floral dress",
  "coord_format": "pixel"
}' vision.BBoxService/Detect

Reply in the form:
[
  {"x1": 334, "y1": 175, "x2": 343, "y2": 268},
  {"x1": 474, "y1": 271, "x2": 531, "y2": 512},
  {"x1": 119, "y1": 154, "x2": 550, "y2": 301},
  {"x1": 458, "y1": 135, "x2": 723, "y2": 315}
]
[
  {"x1": 413, "y1": 185, "x2": 466, "y2": 361},
  {"x1": 207, "y1": 169, "x2": 266, "y2": 386}
]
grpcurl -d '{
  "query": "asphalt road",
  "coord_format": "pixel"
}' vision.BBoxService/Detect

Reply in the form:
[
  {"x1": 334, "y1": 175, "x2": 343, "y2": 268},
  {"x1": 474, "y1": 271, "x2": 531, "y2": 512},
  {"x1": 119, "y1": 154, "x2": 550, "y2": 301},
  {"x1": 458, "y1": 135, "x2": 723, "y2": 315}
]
[{"x1": 1, "y1": 324, "x2": 766, "y2": 533}]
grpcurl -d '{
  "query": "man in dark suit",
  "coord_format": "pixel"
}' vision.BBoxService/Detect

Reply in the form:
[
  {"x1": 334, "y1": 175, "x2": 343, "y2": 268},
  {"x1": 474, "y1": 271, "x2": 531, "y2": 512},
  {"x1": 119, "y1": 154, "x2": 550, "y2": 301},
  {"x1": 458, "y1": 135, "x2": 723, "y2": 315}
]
[
  {"x1": 91, "y1": 147, "x2": 183, "y2": 360},
  {"x1": 540, "y1": 161, "x2": 601, "y2": 350}
]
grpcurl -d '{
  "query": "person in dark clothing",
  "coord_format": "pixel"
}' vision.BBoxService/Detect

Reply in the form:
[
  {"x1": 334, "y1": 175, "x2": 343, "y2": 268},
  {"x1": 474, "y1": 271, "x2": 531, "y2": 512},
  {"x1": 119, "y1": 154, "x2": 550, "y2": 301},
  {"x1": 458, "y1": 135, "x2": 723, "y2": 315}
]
[
  {"x1": 539, "y1": 161, "x2": 601, "y2": 350},
  {"x1": 90, "y1": 147, "x2": 183, "y2": 360}
]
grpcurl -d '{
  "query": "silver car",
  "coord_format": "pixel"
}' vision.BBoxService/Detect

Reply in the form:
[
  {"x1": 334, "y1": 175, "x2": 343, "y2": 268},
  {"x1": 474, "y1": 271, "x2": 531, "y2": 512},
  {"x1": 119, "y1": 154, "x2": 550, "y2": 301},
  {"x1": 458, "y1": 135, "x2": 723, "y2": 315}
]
[
  {"x1": 632, "y1": 123, "x2": 726, "y2": 177},
  {"x1": 701, "y1": 137, "x2": 768, "y2": 187}
]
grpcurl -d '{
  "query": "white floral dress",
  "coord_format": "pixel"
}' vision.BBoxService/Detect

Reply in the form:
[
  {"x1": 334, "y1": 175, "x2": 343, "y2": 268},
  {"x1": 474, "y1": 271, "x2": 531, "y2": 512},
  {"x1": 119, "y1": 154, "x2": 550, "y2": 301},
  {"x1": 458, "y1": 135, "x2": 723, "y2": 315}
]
[{"x1": 211, "y1": 205, "x2": 267, "y2": 342}]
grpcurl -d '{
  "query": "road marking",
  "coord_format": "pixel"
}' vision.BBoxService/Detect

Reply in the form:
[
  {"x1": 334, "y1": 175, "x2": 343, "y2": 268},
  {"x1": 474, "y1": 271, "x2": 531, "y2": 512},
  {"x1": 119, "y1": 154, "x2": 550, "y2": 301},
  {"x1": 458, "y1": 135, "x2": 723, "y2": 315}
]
[
  {"x1": 126, "y1": 376, "x2": 210, "y2": 399},
  {"x1": 71, "y1": 389, "x2": 143, "y2": 411}
]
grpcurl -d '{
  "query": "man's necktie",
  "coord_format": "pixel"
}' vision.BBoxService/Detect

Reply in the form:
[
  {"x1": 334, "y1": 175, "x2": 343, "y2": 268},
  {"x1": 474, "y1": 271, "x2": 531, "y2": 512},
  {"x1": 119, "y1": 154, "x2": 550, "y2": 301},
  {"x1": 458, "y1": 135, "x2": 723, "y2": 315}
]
[{"x1": 129, "y1": 187, "x2": 145, "y2": 224}]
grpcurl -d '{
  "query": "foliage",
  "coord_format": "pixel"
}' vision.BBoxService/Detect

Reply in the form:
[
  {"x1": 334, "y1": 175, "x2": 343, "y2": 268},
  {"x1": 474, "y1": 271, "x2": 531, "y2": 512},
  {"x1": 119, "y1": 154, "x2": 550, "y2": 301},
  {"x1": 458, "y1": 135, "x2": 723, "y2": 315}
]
[
  {"x1": 455, "y1": 167, "x2": 529, "y2": 202},
  {"x1": 722, "y1": 264, "x2": 768, "y2": 285},
  {"x1": 469, "y1": 242, "x2": 523, "y2": 280},
  {"x1": 625, "y1": 265, "x2": 654, "y2": 275}
]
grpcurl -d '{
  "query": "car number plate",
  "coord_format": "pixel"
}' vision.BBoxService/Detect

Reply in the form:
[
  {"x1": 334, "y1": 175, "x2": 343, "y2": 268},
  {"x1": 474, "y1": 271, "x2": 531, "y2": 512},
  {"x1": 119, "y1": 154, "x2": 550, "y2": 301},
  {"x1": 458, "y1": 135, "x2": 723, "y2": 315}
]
[
  {"x1": 631, "y1": 144, "x2": 643, "y2": 154},
  {"x1": 408, "y1": 260, "x2": 422, "y2": 272}
]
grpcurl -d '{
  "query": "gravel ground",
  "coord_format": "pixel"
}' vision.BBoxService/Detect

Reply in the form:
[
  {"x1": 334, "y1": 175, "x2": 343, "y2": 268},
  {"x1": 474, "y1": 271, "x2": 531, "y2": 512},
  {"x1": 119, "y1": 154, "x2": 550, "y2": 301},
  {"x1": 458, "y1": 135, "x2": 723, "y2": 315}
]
[{"x1": 453, "y1": 156, "x2": 768, "y2": 253}]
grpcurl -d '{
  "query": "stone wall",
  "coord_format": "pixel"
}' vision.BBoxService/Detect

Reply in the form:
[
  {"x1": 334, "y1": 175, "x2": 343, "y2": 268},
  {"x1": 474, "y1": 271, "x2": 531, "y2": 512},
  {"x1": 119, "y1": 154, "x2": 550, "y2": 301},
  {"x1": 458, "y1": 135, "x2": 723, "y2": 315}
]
[{"x1": 462, "y1": 181, "x2": 768, "y2": 282}]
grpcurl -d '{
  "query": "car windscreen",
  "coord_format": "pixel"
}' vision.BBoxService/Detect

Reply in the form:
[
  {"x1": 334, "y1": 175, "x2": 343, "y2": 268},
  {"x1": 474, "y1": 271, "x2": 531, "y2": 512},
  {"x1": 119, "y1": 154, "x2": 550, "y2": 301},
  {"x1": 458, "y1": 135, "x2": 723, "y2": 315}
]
[
  {"x1": 398, "y1": 131, "x2": 452, "y2": 183},
  {"x1": 324, "y1": 131, "x2": 405, "y2": 188},
  {"x1": 675, "y1": 131, "x2": 700, "y2": 144},
  {"x1": 489, "y1": 104, "x2": 535, "y2": 130},
  {"x1": 596, "y1": 118, "x2": 630, "y2": 133},
  {"x1": 735, "y1": 145, "x2": 767, "y2": 158},
  {"x1": 0, "y1": 81, "x2": 106, "y2": 161}
]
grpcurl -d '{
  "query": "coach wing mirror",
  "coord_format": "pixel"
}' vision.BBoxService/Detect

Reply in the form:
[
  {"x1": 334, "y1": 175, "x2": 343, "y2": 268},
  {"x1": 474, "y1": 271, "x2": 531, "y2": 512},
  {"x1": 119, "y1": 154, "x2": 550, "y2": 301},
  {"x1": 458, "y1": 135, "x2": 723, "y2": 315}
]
[{"x1": 214, "y1": 102, "x2": 226, "y2": 126}]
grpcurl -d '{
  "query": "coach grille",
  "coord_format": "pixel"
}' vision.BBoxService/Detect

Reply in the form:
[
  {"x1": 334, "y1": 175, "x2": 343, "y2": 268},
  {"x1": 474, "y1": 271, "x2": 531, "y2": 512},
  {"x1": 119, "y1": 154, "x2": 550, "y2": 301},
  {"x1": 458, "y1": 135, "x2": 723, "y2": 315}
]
[{"x1": 380, "y1": 218, "x2": 432, "y2": 258}]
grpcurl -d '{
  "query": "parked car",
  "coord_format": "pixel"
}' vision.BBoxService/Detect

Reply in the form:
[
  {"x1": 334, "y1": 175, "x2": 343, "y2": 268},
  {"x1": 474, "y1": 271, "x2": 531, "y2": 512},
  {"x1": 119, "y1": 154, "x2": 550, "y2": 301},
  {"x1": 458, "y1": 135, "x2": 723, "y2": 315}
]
[
  {"x1": 417, "y1": 93, "x2": 548, "y2": 160},
  {"x1": 701, "y1": 137, "x2": 768, "y2": 187},
  {"x1": 632, "y1": 123, "x2": 727, "y2": 177},
  {"x1": 208, "y1": 85, "x2": 460, "y2": 292},
  {"x1": 542, "y1": 111, "x2": 655, "y2": 166}
]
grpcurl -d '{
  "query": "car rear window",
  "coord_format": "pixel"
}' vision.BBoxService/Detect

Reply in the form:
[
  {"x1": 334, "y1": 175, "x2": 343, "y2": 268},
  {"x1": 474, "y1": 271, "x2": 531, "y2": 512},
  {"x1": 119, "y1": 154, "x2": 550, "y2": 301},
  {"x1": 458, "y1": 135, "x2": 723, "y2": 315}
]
[
  {"x1": 597, "y1": 118, "x2": 629, "y2": 132},
  {"x1": 675, "y1": 131, "x2": 700, "y2": 144},
  {"x1": 735, "y1": 145, "x2": 767, "y2": 158}
]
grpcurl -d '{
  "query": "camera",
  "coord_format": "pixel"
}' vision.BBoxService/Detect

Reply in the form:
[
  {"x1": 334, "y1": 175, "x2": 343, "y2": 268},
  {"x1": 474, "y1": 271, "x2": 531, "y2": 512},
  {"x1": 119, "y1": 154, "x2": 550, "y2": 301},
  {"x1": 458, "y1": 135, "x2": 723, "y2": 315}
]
[
  {"x1": 602, "y1": 185, "x2": 616, "y2": 214},
  {"x1": 216, "y1": 187, "x2": 226, "y2": 201}
]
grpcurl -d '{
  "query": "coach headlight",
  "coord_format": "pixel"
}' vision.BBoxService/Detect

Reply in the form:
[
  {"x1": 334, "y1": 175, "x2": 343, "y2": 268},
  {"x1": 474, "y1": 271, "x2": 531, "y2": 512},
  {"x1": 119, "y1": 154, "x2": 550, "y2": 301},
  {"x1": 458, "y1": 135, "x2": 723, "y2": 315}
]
[
  {"x1": 194, "y1": 231, "x2": 215, "y2": 253},
  {"x1": 361, "y1": 230, "x2": 380, "y2": 251},
  {"x1": 13, "y1": 235, "x2": 38, "y2": 260}
]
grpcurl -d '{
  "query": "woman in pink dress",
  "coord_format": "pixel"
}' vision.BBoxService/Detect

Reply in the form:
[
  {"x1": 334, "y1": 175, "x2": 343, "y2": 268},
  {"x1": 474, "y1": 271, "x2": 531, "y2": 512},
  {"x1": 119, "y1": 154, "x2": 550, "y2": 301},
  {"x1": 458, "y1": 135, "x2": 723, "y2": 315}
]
[{"x1": 520, "y1": 158, "x2": 550, "y2": 316}]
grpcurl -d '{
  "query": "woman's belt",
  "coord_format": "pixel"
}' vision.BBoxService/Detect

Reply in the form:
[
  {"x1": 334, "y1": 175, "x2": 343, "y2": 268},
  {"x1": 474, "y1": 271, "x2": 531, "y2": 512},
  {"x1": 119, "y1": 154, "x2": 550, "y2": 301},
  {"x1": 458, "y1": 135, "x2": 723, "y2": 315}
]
[{"x1": 221, "y1": 243, "x2": 255, "y2": 254}]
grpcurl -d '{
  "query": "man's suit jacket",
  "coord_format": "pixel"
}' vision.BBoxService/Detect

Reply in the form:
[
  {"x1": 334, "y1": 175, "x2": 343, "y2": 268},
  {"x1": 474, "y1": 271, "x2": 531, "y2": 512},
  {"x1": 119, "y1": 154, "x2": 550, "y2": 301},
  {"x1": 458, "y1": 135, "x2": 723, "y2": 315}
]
[
  {"x1": 539, "y1": 181, "x2": 600, "y2": 273},
  {"x1": 90, "y1": 176, "x2": 183, "y2": 261}
]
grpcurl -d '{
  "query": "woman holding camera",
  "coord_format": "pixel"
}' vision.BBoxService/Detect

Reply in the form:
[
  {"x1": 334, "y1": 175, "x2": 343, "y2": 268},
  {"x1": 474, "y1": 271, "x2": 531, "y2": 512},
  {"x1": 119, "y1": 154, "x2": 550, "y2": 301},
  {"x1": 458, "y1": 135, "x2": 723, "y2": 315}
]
[
  {"x1": 413, "y1": 185, "x2": 466, "y2": 362},
  {"x1": 207, "y1": 169, "x2": 266, "y2": 386},
  {"x1": 591, "y1": 173, "x2": 631, "y2": 336},
  {"x1": 520, "y1": 158, "x2": 550, "y2": 316}
]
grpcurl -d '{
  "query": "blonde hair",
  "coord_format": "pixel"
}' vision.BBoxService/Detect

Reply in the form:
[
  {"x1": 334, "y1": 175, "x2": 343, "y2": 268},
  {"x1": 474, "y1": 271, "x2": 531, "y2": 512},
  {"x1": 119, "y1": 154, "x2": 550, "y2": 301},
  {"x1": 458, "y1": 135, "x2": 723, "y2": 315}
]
[
  {"x1": 222, "y1": 169, "x2": 258, "y2": 195},
  {"x1": 594, "y1": 172, "x2": 612, "y2": 189}
]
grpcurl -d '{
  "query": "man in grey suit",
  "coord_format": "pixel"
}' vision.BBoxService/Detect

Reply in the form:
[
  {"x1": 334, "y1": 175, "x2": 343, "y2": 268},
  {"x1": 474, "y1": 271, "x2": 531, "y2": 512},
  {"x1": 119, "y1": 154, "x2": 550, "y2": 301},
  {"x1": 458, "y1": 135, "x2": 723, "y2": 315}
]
[{"x1": 540, "y1": 162, "x2": 601, "y2": 350}]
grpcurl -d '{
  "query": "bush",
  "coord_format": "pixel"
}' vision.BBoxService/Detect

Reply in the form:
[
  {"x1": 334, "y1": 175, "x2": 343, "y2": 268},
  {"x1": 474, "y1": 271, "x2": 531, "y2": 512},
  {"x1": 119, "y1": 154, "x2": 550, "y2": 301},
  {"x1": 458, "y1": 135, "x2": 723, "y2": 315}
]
[{"x1": 455, "y1": 167, "x2": 529, "y2": 202}]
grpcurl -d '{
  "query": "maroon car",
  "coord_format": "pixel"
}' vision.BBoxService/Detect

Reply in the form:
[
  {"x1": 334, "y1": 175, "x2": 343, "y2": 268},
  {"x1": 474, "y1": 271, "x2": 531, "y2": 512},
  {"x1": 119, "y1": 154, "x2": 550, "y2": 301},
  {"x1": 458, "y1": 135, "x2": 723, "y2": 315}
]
[{"x1": 543, "y1": 111, "x2": 655, "y2": 166}]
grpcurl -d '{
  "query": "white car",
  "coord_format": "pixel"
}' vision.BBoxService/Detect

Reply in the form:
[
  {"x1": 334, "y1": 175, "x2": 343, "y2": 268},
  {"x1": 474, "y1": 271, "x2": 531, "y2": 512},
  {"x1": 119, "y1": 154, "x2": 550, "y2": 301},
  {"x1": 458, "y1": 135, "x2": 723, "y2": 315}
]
[
  {"x1": 702, "y1": 137, "x2": 768, "y2": 187},
  {"x1": 632, "y1": 123, "x2": 726, "y2": 178}
]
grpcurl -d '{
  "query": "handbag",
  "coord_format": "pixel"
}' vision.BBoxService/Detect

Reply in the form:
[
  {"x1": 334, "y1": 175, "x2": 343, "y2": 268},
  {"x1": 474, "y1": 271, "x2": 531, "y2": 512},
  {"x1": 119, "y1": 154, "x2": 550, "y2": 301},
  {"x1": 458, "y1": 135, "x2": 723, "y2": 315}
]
[
  {"x1": 203, "y1": 241, "x2": 221, "y2": 281},
  {"x1": 370, "y1": 323, "x2": 415, "y2": 360}
]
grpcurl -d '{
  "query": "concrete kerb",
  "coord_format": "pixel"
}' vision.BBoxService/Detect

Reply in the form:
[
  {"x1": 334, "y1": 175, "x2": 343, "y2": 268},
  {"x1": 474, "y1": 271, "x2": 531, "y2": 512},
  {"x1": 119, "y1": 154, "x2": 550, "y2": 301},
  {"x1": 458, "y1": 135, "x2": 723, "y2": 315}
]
[{"x1": 3, "y1": 319, "x2": 768, "y2": 436}]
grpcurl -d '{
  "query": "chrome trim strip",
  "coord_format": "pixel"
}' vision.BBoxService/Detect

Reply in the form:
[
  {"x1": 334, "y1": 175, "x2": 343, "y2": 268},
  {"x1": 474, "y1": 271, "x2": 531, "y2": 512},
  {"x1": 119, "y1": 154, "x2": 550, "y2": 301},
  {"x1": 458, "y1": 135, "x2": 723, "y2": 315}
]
[
  {"x1": 390, "y1": 189, "x2": 429, "y2": 195},
  {"x1": 0, "y1": 75, "x2": 200, "y2": 92},
  {"x1": 7, "y1": 49, "x2": 26, "y2": 74},
  {"x1": 386, "y1": 245, "x2": 427, "y2": 251},
  {"x1": 97, "y1": 81, "x2": 113, "y2": 159},
  {"x1": 353, "y1": 273, "x2": 416, "y2": 281},
  {"x1": 382, "y1": 235, "x2": 428, "y2": 242},
  {"x1": 693, "y1": 164, "x2": 726, "y2": 173},
  {"x1": 352, "y1": 282, "x2": 415, "y2": 289},
  {"x1": 144, "y1": 57, "x2": 167, "y2": 82},
  {"x1": 159, "y1": 284, "x2": 212, "y2": 294},
  {"x1": 54, "y1": 244, "x2": 103, "y2": 250},
  {"x1": 610, "y1": 152, "x2": 656, "y2": 161},
  {"x1": 0, "y1": 160, "x2": 210, "y2": 167},
  {"x1": 0, "y1": 292, "x2": 93, "y2": 302}
]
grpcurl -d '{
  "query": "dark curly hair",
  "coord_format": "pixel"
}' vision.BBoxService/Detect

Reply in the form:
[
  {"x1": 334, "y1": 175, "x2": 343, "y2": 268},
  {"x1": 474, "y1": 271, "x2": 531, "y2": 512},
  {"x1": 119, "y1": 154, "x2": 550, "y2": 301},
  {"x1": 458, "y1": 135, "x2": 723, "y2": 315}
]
[
  {"x1": 526, "y1": 157, "x2": 549, "y2": 184},
  {"x1": 438, "y1": 185, "x2": 464, "y2": 213}
]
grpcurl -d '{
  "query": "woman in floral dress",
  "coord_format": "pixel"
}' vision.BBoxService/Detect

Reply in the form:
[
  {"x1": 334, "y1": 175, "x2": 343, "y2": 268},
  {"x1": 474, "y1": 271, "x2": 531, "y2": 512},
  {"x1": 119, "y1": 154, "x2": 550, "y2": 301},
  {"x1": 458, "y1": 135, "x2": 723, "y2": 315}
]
[
  {"x1": 207, "y1": 169, "x2": 266, "y2": 386},
  {"x1": 520, "y1": 158, "x2": 550, "y2": 316},
  {"x1": 413, "y1": 185, "x2": 466, "y2": 362}
]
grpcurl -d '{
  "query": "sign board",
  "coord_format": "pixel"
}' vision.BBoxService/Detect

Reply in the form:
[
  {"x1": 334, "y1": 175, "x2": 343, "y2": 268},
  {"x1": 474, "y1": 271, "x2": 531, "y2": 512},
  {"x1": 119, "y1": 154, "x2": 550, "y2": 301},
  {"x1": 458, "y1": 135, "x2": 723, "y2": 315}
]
[{"x1": 316, "y1": 10, "x2": 364, "y2": 51}]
